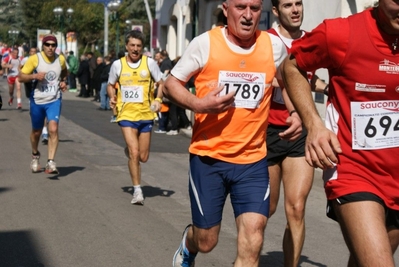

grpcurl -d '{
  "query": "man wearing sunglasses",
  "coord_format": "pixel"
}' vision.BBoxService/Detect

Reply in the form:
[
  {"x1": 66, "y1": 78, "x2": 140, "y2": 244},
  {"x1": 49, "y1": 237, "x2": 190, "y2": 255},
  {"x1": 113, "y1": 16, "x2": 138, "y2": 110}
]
[{"x1": 19, "y1": 34, "x2": 68, "y2": 174}]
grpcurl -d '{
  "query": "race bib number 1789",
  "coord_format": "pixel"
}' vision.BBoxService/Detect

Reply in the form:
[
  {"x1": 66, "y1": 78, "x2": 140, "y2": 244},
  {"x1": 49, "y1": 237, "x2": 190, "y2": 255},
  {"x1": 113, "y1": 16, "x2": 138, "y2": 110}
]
[{"x1": 218, "y1": 71, "x2": 265, "y2": 109}]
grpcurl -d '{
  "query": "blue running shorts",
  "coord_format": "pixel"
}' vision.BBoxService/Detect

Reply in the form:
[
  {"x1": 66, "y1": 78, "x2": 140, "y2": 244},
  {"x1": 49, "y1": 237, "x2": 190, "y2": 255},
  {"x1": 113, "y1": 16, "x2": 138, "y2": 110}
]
[
  {"x1": 30, "y1": 99, "x2": 62, "y2": 130},
  {"x1": 118, "y1": 120, "x2": 153, "y2": 133},
  {"x1": 189, "y1": 154, "x2": 270, "y2": 228}
]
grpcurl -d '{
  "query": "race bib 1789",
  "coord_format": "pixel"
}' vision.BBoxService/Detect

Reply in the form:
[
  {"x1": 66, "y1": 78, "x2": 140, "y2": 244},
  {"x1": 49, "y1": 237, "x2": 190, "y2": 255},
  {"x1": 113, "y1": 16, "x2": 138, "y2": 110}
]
[{"x1": 218, "y1": 71, "x2": 266, "y2": 109}]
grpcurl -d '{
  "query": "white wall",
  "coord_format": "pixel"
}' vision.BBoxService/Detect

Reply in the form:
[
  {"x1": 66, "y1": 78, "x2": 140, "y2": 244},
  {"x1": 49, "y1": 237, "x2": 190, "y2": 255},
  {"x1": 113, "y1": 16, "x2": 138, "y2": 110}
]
[{"x1": 154, "y1": 0, "x2": 377, "y2": 118}]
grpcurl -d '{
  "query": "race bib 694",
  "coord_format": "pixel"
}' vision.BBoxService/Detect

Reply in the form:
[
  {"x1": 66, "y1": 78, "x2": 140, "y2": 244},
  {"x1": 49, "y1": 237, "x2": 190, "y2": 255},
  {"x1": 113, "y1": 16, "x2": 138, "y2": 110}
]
[{"x1": 351, "y1": 100, "x2": 399, "y2": 150}]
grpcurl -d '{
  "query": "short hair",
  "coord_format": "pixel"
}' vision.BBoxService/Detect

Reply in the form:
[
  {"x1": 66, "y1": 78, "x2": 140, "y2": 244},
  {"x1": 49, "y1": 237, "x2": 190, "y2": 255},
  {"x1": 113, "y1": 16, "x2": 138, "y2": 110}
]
[
  {"x1": 125, "y1": 30, "x2": 145, "y2": 45},
  {"x1": 161, "y1": 49, "x2": 169, "y2": 58},
  {"x1": 271, "y1": 0, "x2": 279, "y2": 7}
]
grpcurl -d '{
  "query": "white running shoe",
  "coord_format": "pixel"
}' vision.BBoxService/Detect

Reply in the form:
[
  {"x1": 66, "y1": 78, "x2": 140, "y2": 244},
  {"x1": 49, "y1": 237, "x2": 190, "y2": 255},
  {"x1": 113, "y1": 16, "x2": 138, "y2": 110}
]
[
  {"x1": 45, "y1": 160, "x2": 59, "y2": 174},
  {"x1": 166, "y1": 130, "x2": 179, "y2": 136},
  {"x1": 131, "y1": 190, "x2": 144, "y2": 205},
  {"x1": 173, "y1": 224, "x2": 196, "y2": 267},
  {"x1": 30, "y1": 153, "x2": 41, "y2": 173}
]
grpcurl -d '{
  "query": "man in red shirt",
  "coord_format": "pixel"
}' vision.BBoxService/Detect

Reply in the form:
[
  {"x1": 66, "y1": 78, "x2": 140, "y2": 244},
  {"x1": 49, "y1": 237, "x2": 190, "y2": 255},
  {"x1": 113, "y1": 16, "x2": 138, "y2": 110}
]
[{"x1": 282, "y1": 1, "x2": 399, "y2": 266}]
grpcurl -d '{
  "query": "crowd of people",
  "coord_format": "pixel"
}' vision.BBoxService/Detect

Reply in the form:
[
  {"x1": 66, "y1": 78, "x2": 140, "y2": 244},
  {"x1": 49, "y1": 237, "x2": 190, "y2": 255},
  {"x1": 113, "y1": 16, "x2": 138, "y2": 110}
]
[{"x1": 1, "y1": 0, "x2": 398, "y2": 266}]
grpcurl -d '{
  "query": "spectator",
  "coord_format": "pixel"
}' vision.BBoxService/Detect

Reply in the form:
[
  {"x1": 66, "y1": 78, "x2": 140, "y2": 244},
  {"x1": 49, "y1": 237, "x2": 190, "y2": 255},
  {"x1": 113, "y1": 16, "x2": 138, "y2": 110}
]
[
  {"x1": 77, "y1": 55, "x2": 90, "y2": 98},
  {"x1": 86, "y1": 52, "x2": 97, "y2": 97},
  {"x1": 91, "y1": 56, "x2": 104, "y2": 102},
  {"x1": 67, "y1": 51, "x2": 78, "y2": 92},
  {"x1": 99, "y1": 55, "x2": 112, "y2": 110}
]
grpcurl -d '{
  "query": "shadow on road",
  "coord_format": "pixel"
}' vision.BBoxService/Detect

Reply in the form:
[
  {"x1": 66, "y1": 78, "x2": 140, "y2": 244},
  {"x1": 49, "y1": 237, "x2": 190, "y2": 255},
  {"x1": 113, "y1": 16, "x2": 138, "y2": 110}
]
[
  {"x1": 259, "y1": 251, "x2": 327, "y2": 267},
  {"x1": 45, "y1": 166, "x2": 86, "y2": 180},
  {"x1": 59, "y1": 139, "x2": 75, "y2": 143},
  {"x1": 0, "y1": 187, "x2": 11, "y2": 194},
  {"x1": 0, "y1": 230, "x2": 46, "y2": 267},
  {"x1": 122, "y1": 185, "x2": 175, "y2": 198}
]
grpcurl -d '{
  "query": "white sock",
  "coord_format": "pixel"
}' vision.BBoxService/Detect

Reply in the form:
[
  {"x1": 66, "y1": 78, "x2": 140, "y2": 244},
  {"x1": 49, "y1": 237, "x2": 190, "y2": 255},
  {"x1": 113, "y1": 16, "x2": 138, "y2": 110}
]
[
  {"x1": 42, "y1": 126, "x2": 48, "y2": 135},
  {"x1": 133, "y1": 185, "x2": 141, "y2": 193},
  {"x1": 17, "y1": 98, "x2": 21, "y2": 104}
]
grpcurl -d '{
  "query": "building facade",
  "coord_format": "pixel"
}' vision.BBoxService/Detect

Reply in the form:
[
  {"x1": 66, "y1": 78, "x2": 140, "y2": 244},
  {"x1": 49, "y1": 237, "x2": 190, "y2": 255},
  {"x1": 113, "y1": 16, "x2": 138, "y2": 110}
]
[
  {"x1": 154, "y1": 0, "x2": 376, "y2": 116},
  {"x1": 155, "y1": 0, "x2": 376, "y2": 59}
]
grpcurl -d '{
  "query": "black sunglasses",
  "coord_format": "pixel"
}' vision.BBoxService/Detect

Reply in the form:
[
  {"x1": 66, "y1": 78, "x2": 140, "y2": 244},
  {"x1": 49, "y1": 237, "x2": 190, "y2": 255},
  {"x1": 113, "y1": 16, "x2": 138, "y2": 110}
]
[{"x1": 44, "y1": 43, "x2": 57, "y2": 48}]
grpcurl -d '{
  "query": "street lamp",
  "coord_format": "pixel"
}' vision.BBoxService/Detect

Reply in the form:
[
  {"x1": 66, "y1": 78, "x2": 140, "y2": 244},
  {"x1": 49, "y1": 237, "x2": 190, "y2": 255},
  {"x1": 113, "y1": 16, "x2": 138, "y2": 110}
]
[
  {"x1": 125, "y1": 19, "x2": 132, "y2": 31},
  {"x1": 8, "y1": 30, "x2": 19, "y2": 45},
  {"x1": 108, "y1": 0, "x2": 121, "y2": 54},
  {"x1": 53, "y1": 6, "x2": 74, "y2": 53}
]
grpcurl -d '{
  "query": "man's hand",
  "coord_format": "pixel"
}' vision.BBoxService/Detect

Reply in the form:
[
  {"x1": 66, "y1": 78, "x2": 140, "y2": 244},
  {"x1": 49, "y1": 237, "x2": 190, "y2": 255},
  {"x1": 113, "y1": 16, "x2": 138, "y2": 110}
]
[
  {"x1": 305, "y1": 122, "x2": 342, "y2": 169},
  {"x1": 150, "y1": 100, "x2": 162, "y2": 112},
  {"x1": 195, "y1": 85, "x2": 235, "y2": 113},
  {"x1": 278, "y1": 112, "x2": 302, "y2": 141},
  {"x1": 59, "y1": 81, "x2": 67, "y2": 92},
  {"x1": 35, "y1": 72, "x2": 46, "y2": 81},
  {"x1": 109, "y1": 95, "x2": 117, "y2": 109}
]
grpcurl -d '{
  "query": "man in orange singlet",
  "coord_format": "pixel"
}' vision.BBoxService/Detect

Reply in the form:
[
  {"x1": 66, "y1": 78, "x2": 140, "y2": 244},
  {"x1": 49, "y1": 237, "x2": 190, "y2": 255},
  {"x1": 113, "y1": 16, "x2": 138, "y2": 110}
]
[{"x1": 165, "y1": 0, "x2": 302, "y2": 266}]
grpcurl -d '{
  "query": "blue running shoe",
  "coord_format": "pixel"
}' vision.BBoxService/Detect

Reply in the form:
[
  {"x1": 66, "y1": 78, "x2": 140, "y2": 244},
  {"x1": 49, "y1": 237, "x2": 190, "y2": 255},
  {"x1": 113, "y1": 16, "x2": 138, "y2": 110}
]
[{"x1": 173, "y1": 224, "x2": 196, "y2": 267}]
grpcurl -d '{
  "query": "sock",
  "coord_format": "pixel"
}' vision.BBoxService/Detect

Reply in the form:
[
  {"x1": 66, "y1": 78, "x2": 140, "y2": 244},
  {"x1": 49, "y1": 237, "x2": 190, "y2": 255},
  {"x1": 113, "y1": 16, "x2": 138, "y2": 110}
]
[
  {"x1": 17, "y1": 98, "x2": 21, "y2": 104},
  {"x1": 32, "y1": 151, "x2": 40, "y2": 156},
  {"x1": 42, "y1": 126, "x2": 48, "y2": 135},
  {"x1": 48, "y1": 159, "x2": 54, "y2": 162},
  {"x1": 133, "y1": 185, "x2": 142, "y2": 193}
]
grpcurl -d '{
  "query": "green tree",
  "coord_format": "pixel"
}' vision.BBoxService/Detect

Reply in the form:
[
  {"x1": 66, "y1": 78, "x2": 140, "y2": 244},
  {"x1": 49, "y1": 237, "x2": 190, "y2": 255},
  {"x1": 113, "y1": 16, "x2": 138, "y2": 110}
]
[{"x1": 1, "y1": 0, "x2": 155, "y2": 54}]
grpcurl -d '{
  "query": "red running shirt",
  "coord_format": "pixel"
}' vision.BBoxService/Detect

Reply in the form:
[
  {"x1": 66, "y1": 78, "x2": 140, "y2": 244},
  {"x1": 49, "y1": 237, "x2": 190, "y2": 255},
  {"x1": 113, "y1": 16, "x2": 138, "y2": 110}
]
[{"x1": 291, "y1": 8, "x2": 399, "y2": 210}]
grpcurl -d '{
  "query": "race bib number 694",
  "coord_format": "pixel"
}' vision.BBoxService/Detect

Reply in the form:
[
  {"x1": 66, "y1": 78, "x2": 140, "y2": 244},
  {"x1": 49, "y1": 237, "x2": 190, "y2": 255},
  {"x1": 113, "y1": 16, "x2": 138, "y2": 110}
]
[{"x1": 351, "y1": 101, "x2": 399, "y2": 150}]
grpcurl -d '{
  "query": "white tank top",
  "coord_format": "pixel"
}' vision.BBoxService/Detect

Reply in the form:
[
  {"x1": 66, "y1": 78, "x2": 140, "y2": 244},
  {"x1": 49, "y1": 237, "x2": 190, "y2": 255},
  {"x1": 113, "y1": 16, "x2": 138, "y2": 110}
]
[{"x1": 33, "y1": 53, "x2": 62, "y2": 104}]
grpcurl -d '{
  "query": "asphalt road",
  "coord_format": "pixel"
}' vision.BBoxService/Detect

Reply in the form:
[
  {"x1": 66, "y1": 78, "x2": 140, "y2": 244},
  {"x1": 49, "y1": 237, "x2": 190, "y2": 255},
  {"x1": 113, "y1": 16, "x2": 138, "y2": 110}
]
[{"x1": 0, "y1": 79, "x2": 397, "y2": 267}]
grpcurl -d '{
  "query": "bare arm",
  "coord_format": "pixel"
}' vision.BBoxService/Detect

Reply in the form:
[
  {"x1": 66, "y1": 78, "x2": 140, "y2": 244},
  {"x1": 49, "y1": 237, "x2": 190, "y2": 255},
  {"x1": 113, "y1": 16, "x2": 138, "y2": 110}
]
[
  {"x1": 19, "y1": 72, "x2": 46, "y2": 83},
  {"x1": 281, "y1": 55, "x2": 341, "y2": 169},
  {"x1": 1, "y1": 60, "x2": 9, "y2": 69},
  {"x1": 276, "y1": 77, "x2": 303, "y2": 141},
  {"x1": 59, "y1": 68, "x2": 68, "y2": 92},
  {"x1": 107, "y1": 83, "x2": 117, "y2": 109},
  {"x1": 151, "y1": 79, "x2": 164, "y2": 112},
  {"x1": 310, "y1": 74, "x2": 328, "y2": 94},
  {"x1": 163, "y1": 75, "x2": 235, "y2": 114}
]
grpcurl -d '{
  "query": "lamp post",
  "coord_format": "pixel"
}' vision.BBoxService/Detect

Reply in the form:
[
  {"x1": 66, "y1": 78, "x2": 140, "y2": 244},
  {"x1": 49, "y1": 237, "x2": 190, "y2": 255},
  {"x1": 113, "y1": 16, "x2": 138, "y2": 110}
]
[
  {"x1": 53, "y1": 6, "x2": 74, "y2": 53},
  {"x1": 108, "y1": 0, "x2": 121, "y2": 54},
  {"x1": 125, "y1": 19, "x2": 132, "y2": 32},
  {"x1": 8, "y1": 30, "x2": 19, "y2": 46}
]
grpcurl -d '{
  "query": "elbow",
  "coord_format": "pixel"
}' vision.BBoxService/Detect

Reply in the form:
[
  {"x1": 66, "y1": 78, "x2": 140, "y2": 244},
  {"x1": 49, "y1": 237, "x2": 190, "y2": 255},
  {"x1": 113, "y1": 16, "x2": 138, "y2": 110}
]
[{"x1": 163, "y1": 79, "x2": 171, "y2": 98}]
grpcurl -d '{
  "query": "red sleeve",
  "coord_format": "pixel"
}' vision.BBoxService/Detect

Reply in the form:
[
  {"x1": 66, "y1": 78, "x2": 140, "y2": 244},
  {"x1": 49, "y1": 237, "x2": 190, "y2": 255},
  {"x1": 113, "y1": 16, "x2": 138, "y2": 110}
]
[
  {"x1": 291, "y1": 18, "x2": 349, "y2": 71},
  {"x1": 2, "y1": 56, "x2": 10, "y2": 63}
]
